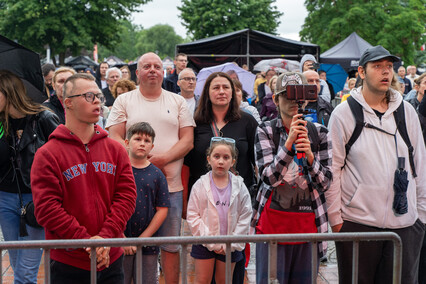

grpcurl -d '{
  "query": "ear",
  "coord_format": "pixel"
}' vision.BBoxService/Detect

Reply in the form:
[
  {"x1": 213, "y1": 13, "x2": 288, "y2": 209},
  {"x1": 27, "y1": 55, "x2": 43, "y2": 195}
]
[
  {"x1": 177, "y1": 79, "x2": 181, "y2": 88},
  {"x1": 231, "y1": 159, "x2": 236, "y2": 167},
  {"x1": 358, "y1": 66, "x2": 366, "y2": 80},
  {"x1": 272, "y1": 94, "x2": 279, "y2": 106},
  {"x1": 206, "y1": 155, "x2": 210, "y2": 165},
  {"x1": 124, "y1": 139, "x2": 129, "y2": 148},
  {"x1": 63, "y1": 97, "x2": 73, "y2": 109}
]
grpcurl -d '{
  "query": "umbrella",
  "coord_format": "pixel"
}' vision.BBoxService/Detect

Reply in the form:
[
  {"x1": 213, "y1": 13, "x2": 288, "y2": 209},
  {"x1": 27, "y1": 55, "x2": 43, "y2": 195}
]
[
  {"x1": 318, "y1": 63, "x2": 348, "y2": 93},
  {"x1": 0, "y1": 35, "x2": 46, "y2": 103},
  {"x1": 195, "y1": 62, "x2": 256, "y2": 99},
  {"x1": 253, "y1": 58, "x2": 300, "y2": 73},
  {"x1": 393, "y1": 157, "x2": 409, "y2": 215}
]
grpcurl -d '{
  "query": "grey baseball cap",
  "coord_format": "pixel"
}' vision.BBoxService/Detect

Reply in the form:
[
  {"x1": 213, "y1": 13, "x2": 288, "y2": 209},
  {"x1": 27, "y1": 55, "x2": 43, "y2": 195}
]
[
  {"x1": 275, "y1": 72, "x2": 307, "y2": 96},
  {"x1": 359, "y1": 45, "x2": 399, "y2": 66}
]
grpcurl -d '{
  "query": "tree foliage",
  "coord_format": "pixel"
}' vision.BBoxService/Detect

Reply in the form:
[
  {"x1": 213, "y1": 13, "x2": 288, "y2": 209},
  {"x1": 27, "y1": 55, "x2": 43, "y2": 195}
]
[
  {"x1": 0, "y1": 0, "x2": 151, "y2": 65},
  {"x1": 178, "y1": 0, "x2": 283, "y2": 40},
  {"x1": 98, "y1": 20, "x2": 142, "y2": 62},
  {"x1": 135, "y1": 24, "x2": 185, "y2": 58},
  {"x1": 98, "y1": 23, "x2": 184, "y2": 61},
  {"x1": 300, "y1": 0, "x2": 426, "y2": 65}
]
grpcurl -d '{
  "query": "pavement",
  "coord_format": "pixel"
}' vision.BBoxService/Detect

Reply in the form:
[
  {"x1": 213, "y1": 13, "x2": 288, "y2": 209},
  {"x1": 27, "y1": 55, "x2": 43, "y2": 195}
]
[{"x1": 1, "y1": 222, "x2": 339, "y2": 283}]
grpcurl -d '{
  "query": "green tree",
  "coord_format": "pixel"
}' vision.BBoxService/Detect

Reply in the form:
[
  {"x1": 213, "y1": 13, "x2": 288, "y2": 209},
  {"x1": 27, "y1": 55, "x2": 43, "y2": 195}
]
[
  {"x1": 135, "y1": 24, "x2": 184, "y2": 58},
  {"x1": 98, "y1": 20, "x2": 142, "y2": 62},
  {"x1": 0, "y1": 0, "x2": 151, "y2": 65},
  {"x1": 300, "y1": 0, "x2": 426, "y2": 65},
  {"x1": 178, "y1": 0, "x2": 283, "y2": 40}
]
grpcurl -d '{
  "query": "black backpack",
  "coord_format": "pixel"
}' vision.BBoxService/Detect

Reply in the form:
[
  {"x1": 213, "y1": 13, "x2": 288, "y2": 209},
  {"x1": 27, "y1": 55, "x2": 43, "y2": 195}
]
[{"x1": 344, "y1": 96, "x2": 417, "y2": 177}]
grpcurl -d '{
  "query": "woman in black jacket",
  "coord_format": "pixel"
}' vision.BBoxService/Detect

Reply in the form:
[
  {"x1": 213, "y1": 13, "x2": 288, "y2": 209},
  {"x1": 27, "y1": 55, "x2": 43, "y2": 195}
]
[{"x1": 0, "y1": 70, "x2": 59, "y2": 283}]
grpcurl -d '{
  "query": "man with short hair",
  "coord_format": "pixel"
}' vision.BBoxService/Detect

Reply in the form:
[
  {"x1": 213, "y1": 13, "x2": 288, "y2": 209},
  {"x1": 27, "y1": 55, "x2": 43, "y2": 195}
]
[
  {"x1": 163, "y1": 53, "x2": 188, "y2": 94},
  {"x1": 407, "y1": 65, "x2": 419, "y2": 88},
  {"x1": 42, "y1": 63, "x2": 56, "y2": 97},
  {"x1": 43, "y1": 67, "x2": 76, "y2": 124},
  {"x1": 397, "y1": 66, "x2": 412, "y2": 94},
  {"x1": 96, "y1": 62, "x2": 110, "y2": 89},
  {"x1": 102, "y1": 67, "x2": 122, "y2": 107},
  {"x1": 326, "y1": 45, "x2": 426, "y2": 283},
  {"x1": 177, "y1": 68, "x2": 198, "y2": 114},
  {"x1": 107, "y1": 52, "x2": 195, "y2": 284},
  {"x1": 318, "y1": 70, "x2": 335, "y2": 101},
  {"x1": 303, "y1": 70, "x2": 334, "y2": 126},
  {"x1": 31, "y1": 73, "x2": 137, "y2": 283}
]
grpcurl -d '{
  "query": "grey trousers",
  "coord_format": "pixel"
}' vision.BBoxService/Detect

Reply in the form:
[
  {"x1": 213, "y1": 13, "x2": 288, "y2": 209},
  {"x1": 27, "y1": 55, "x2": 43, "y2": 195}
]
[
  {"x1": 336, "y1": 219, "x2": 425, "y2": 284},
  {"x1": 123, "y1": 254, "x2": 158, "y2": 284}
]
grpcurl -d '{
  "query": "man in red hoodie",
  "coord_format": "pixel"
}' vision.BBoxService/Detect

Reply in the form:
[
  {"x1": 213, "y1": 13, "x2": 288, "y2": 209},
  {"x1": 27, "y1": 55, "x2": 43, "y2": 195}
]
[{"x1": 31, "y1": 73, "x2": 137, "y2": 283}]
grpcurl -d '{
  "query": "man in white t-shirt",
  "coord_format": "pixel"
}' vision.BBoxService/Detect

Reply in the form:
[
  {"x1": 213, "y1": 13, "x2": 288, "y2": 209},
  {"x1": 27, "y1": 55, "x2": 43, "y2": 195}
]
[
  {"x1": 177, "y1": 68, "x2": 198, "y2": 115},
  {"x1": 106, "y1": 52, "x2": 195, "y2": 284}
]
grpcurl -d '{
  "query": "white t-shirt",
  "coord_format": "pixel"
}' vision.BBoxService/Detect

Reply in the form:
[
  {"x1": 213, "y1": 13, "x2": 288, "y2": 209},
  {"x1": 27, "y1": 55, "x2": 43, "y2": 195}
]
[
  {"x1": 106, "y1": 88, "x2": 196, "y2": 192},
  {"x1": 184, "y1": 97, "x2": 197, "y2": 115}
]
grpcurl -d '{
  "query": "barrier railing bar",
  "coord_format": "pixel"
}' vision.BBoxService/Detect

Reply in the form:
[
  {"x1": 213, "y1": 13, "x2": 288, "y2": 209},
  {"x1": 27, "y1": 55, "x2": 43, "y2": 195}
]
[
  {"x1": 136, "y1": 246, "x2": 142, "y2": 284},
  {"x1": 181, "y1": 244, "x2": 188, "y2": 284},
  {"x1": 268, "y1": 240, "x2": 278, "y2": 283},
  {"x1": 90, "y1": 246, "x2": 97, "y2": 284},
  {"x1": 393, "y1": 237, "x2": 402, "y2": 284},
  {"x1": 0, "y1": 232, "x2": 401, "y2": 249},
  {"x1": 225, "y1": 242, "x2": 232, "y2": 284},
  {"x1": 311, "y1": 241, "x2": 318, "y2": 284},
  {"x1": 44, "y1": 249, "x2": 50, "y2": 284},
  {"x1": 352, "y1": 241, "x2": 359, "y2": 284},
  {"x1": 0, "y1": 232, "x2": 402, "y2": 284}
]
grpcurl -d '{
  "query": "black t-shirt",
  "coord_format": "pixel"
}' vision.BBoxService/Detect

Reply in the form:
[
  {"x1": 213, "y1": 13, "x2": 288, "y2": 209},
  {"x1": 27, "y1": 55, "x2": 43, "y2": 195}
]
[{"x1": 185, "y1": 112, "x2": 258, "y2": 191}]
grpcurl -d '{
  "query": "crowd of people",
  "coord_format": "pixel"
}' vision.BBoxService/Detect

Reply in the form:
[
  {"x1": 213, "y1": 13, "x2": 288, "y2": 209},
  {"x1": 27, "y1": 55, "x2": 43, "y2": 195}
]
[{"x1": 0, "y1": 45, "x2": 425, "y2": 284}]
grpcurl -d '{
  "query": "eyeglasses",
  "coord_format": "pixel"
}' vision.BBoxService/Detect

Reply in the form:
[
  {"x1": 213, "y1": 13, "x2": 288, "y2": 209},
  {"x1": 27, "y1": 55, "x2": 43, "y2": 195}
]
[
  {"x1": 210, "y1": 137, "x2": 236, "y2": 147},
  {"x1": 180, "y1": 77, "x2": 196, "y2": 82},
  {"x1": 67, "y1": 92, "x2": 105, "y2": 103}
]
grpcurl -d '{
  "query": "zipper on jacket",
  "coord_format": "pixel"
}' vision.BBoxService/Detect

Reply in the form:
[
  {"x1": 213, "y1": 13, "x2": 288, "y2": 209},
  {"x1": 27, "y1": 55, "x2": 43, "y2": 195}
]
[{"x1": 85, "y1": 143, "x2": 102, "y2": 231}]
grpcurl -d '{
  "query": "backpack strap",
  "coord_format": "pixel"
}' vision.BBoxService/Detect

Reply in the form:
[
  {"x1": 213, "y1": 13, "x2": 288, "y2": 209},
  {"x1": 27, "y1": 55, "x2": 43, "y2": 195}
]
[
  {"x1": 393, "y1": 102, "x2": 417, "y2": 177},
  {"x1": 270, "y1": 118, "x2": 280, "y2": 154},
  {"x1": 306, "y1": 121, "x2": 319, "y2": 153},
  {"x1": 345, "y1": 96, "x2": 365, "y2": 158}
]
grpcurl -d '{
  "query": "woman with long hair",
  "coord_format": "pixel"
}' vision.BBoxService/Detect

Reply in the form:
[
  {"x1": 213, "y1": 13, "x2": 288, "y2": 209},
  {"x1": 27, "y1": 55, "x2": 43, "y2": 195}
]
[
  {"x1": 185, "y1": 72, "x2": 258, "y2": 284},
  {"x1": 0, "y1": 70, "x2": 59, "y2": 283}
]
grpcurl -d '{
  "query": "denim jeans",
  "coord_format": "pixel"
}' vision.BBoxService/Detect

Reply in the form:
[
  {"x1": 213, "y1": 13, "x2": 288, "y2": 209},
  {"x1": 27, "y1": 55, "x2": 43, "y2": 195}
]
[
  {"x1": 0, "y1": 191, "x2": 44, "y2": 284},
  {"x1": 158, "y1": 191, "x2": 183, "y2": 252}
]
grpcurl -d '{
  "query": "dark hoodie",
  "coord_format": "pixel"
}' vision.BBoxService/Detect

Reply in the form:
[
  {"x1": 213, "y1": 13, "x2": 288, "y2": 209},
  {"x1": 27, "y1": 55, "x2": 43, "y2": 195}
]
[{"x1": 31, "y1": 124, "x2": 136, "y2": 270}]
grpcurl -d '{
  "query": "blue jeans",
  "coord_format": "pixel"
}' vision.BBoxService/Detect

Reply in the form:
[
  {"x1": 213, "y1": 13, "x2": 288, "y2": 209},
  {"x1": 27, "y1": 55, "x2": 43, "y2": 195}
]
[
  {"x1": 158, "y1": 191, "x2": 183, "y2": 252},
  {"x1": 0, "y1": 191, "x2": 44, "y2": 284}
]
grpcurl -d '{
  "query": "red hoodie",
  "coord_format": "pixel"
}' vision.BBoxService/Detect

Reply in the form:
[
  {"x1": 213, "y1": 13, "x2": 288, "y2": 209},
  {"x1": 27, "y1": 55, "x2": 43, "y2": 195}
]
[{"x1": 31, "y1": 124, "x2": 136, "y2": 270}]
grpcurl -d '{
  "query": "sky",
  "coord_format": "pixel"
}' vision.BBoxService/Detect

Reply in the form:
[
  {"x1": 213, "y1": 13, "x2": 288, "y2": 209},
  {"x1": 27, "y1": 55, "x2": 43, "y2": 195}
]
[{"x1": 131, "y1": 0, "x2": 308, "y2": 41}]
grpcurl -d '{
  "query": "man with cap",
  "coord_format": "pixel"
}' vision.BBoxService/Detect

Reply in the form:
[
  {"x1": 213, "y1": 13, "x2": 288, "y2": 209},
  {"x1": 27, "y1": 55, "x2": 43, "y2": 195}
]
[
  {"x1": 251, "y1": 72, "x2": 332, "y2": 283},
  {"x1": 326, "y1": 45, "x2": 426, "y2": 283}
]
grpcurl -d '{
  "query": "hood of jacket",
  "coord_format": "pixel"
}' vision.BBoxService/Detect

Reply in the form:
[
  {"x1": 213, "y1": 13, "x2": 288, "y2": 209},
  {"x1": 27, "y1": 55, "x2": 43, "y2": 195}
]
[
  {"x1": 350, "y1": 86, "x2": 403, "y2": 117},
  {"x1": 300, "y1": 54, "x2": 317, "y2": 72},
  {"x1": 49, "y1": 124, "x2": 108, "y2": 146}
]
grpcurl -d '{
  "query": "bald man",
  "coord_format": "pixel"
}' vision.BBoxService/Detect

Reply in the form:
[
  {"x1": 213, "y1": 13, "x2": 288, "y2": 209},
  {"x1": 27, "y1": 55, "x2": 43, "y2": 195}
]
[{"x1": 107, "y1": 52, "x2": 195, "y2": 284}]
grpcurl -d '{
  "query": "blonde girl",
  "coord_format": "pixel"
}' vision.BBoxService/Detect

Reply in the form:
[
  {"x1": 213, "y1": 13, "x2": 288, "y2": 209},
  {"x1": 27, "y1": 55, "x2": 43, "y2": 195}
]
[{"x1": 187, "y1": 138, "x2": 252, "y2": 284}]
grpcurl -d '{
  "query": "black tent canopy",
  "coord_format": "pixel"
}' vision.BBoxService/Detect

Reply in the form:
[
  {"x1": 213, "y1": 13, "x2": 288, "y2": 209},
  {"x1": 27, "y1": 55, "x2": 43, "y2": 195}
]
[
  {"x1": 65, "y1": 55, "x2": 98, "y2": 68},
  {"x1": 320, "y1": 32, "x2": 373, "y2": 71},
  {"x1": 176, "y1": 29, "x2": 320, "y2": 71}
]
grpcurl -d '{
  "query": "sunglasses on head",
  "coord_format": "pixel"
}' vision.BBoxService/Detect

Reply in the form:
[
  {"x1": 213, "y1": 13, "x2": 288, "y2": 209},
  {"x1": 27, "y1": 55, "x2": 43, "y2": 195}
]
[{"x1": 210, "y1": 137, "x2": 236, "y2": 147}]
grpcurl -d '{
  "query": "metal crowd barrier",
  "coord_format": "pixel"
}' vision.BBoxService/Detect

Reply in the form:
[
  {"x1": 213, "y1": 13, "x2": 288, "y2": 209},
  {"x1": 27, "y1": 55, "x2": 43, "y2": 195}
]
[{"x1": 0, "y1": 232, "x2": 402, "y2": 284}]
